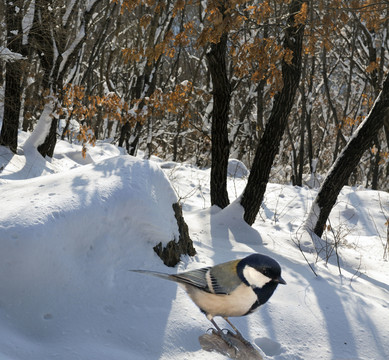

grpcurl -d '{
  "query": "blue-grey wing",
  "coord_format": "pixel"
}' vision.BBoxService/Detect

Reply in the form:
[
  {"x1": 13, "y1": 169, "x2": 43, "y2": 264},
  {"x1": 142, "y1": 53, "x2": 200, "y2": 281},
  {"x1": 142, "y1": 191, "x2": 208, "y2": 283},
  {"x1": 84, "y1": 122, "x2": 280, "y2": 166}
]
[
  {"x1": 170, "y1": 267, "x2": 212, "y2": 292},
  {"x1": 172, "y1": 259, "x2": 243, "y2": 295}
]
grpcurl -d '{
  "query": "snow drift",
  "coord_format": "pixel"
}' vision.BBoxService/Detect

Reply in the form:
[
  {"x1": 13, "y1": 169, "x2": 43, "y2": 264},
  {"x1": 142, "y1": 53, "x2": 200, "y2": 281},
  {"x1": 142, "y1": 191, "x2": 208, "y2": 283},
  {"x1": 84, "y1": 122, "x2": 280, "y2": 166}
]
[
  {"x1": 0, "y1": 155, "x2": 182, "y2": 360},
  {"x1": 0, "y1": 136, "x2": 388, "y2": 360}
]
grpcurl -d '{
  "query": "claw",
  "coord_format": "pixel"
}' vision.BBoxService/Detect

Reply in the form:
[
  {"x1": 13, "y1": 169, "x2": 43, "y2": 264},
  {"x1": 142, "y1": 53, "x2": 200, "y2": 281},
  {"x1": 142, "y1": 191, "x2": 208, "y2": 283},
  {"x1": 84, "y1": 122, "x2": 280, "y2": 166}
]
[
  {"x1": 214, "y1": 329, "x2": 239, "y2": 351},
  {"x1": 208, "y1": 318, "x2": 248, "y2": 351},
  {"x1": 206, "y1": 327, "x2": 214, "y2": 334}
]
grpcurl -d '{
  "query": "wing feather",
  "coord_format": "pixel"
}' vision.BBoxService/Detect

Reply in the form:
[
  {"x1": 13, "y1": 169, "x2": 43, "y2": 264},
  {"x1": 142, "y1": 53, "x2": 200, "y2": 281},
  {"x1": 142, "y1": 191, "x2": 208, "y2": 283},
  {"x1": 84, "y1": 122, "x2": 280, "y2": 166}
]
[
  {"x1": 170, "y1": 267, "x2": 211, "y2": 291},
  {"x1": 131, "y1": 259, "x2": 243, "y2": 295}
]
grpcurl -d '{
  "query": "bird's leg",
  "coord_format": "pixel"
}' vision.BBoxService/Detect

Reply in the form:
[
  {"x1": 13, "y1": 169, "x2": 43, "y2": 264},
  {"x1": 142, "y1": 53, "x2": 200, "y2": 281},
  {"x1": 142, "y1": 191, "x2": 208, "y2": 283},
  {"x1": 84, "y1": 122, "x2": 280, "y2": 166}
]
[
  {"x1": 223, "y1": 317, "x2": 252, "y2": 346},
  {"x1": 210, "y1": 319, "x2": 231, "y2": 336},
  {"x1": 209, "y1": 318, "x2": 239, "y2": 351},
  {"x1": 210, "y1": 318, "x2": 223, "y2": 333},
  {"x1": 223, "y1": 318, "x2": 242, "y2": 336}
]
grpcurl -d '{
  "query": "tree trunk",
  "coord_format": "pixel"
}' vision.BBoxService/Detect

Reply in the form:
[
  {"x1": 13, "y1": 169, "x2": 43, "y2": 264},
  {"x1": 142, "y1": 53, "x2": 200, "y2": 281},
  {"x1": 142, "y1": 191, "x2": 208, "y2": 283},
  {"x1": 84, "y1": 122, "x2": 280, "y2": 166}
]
[
  {"x1": 37, "y1": 118, "x2": 58, "y2": 158},
  {"x1": 28, "y1": 0, "x2": 56, "y2": 157},
  {"x1": 0, "y1": 0, "x2": 25, "y2": 153},
  {"x1": 297, "y1": 93, "x2": 306, "y2": 187},
  {"x1": 306, "y1": 55, "x2": 315, "y2": 174},
  {"x1": 28, "y1": 0, "x2": 103, "y2": 158},
  {"x1": 240, "y1": 0, "x2": 306, "y2": 225},
  {"x1": 384, "y1": 120, "x2": 389, "y2": 178},
  {"x1": 307, "y1": 73, "x2": 389, "y2": 237},
  {"x1": 119, "y1": 3, "x2": 174, "y2": 156},
  {"x1": 207, "y1": 32, "x2": 231, "y2": 209},
  {"x1": 1, "y1": 62, "x2": 22, "y2": 153},
  {"x1": 322, "y1": 46, "x2": 346, "y2": 164},
  {"x1": 120, "y1": 63, "x2": 160, "y2": 156}
]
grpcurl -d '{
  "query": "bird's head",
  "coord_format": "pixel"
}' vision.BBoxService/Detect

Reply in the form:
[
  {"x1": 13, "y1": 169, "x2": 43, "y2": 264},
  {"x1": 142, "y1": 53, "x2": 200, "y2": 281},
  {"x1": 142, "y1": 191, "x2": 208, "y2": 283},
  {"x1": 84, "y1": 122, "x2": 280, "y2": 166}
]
[{"x1": 237, "y1": 253, "x2": 286, "y2": 289}]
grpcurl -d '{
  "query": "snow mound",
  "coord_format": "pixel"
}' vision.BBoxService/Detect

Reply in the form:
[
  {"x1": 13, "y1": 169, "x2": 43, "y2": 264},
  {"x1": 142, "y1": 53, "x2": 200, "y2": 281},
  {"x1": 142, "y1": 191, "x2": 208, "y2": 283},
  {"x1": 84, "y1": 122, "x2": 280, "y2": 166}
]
[
  {"x1": 0, "y1": 146, "x2": 56, "y2": 179},
  {"x1": 0, "y1": 155, "x2": 181, "y2": 360},
  {"x1": 227, "y1": 159, "x2": 249, "y2": 178},
  {"x1": 0, "y1": 156, "x2": 179, "y2": 244},
  {"x1": 1, "y1": 133, "x2": 389, "y2": 360}
]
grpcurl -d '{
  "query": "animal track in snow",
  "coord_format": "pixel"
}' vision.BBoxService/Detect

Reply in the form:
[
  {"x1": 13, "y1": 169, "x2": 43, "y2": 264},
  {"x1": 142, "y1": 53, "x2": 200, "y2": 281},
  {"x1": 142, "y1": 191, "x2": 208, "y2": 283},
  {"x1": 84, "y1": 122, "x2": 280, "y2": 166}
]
[{"x1": 255, "y1": 337, "x2": 283, "y2": 356}]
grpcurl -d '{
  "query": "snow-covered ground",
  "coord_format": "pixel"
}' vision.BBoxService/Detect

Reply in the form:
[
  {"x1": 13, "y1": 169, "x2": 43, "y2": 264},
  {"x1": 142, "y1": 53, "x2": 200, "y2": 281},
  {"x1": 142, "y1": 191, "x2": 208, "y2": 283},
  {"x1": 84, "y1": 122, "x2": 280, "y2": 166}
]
[{"x1": 0, "y1": 133, "x2": 388, "y2": 360}]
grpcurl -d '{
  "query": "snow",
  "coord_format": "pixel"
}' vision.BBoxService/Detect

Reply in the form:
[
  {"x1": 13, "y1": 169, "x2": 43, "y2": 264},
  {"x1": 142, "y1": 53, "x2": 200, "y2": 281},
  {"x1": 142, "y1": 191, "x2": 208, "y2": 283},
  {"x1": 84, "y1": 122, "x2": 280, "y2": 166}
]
[
  {"x1": 0, "y1": 46, "x2": 26, "y2": 62},
  {"x1": 0, "y1": 133, "x2": 389, "y2": 360},
  {"x1": 58, "y1": 26, "x2": 85, "y2": 76},
  {"x1": 22, "y1": 0, "x2": 35, "y2": 45},
  {"x1": 23, "y1": 99, "x2": 56, "y2": 151},
  {"x1": 227, "y1": 159, "x2": 249, "y2": 178},
  {"x1": 63, "y1": 0, "x2": 77, "y2": 26}
]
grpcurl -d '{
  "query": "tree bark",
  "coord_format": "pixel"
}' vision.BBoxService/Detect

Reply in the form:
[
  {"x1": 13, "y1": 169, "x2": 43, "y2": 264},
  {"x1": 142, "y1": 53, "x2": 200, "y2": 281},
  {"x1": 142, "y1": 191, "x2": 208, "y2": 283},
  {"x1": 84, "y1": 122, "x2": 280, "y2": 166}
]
[
  {"x1": 308, "y1": 73, "x2": 389, "y2": 237},
  {"x1": 241, "y1": 0, "x2": 306, "y2": 225},
  {"x1": 1, "y1": 61, "x2": 22, "y2": 153},
  {"x1": 207, "y1": 32, "x2": 231, "y2": 209},
  {"x1": 0, "y1": 0, "x2": 25, "y2": 153}
]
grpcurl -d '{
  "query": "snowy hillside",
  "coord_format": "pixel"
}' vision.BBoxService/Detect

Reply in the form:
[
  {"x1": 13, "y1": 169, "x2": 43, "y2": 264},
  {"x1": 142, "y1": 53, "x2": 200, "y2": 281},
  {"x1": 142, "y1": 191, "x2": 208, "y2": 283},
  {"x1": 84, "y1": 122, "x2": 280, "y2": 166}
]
[{"x1": 0, "y1": 135, "x2": 388, "y2": 360}]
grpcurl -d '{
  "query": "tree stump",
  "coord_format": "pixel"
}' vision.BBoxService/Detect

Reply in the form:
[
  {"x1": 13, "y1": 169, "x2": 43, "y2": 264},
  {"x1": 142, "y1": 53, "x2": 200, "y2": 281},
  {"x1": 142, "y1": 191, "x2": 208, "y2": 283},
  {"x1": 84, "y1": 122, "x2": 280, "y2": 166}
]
[{"x1": 153, "y1": 202, "x2": 196, "y2": 267}]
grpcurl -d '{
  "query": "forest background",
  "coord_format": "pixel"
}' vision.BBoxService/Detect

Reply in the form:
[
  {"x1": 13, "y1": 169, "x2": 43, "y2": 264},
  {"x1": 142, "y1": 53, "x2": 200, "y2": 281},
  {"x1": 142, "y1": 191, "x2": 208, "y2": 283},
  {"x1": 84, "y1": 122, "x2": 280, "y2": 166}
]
[{"x1": 1, "y1": 0, "x2": 389, "y2": 238}]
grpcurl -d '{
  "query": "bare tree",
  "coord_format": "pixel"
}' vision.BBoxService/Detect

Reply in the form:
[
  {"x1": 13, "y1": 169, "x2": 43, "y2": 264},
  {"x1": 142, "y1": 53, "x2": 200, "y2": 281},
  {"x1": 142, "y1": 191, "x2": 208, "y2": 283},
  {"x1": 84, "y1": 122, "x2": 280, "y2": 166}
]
[
  {"x1": 24, "y1": 0, "x2": 104, "y2": 157},
  {"x1": 240, "y1": 0, "x2": 307, "y2": 225},
  {"x1": 307, "y1": 73, "x2": 389, "y2": 237},
  {"x1": 207, "y1": 25, "x2": 231, "y2": 208}
]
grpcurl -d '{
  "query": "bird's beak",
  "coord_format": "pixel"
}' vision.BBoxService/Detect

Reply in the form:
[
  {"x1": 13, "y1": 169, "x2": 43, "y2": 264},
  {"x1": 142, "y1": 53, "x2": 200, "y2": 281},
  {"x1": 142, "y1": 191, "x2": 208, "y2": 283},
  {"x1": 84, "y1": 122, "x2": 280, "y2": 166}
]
[{"x1": 276, "y1": 276, "x2": 286, "y2": 285}]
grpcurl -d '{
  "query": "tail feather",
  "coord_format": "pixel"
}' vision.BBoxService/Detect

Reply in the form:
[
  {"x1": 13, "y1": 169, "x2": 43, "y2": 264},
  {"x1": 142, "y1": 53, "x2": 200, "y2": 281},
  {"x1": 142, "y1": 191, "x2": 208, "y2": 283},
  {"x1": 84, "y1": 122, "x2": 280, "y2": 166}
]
[
  {"x1": 130, "y1": 268, "x2": 210, "y2": 291},
  {"x1": 130, "y1": 269, "x2": 177, "y2": 283}
]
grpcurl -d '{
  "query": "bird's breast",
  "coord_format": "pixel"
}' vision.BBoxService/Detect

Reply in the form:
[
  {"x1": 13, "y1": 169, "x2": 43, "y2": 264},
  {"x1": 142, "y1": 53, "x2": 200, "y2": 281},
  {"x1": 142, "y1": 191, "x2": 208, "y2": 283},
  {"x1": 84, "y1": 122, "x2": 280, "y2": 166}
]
[{"x1": 182, "y1": 283, "x2": 258, "y2": 318}]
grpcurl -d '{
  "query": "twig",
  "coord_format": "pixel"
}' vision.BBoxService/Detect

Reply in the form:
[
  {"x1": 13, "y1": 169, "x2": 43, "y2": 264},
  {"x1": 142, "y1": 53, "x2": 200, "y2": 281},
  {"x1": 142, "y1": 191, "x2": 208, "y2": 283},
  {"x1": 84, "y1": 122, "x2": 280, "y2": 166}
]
[{"x1": 291, "y1": 231, "x2": 318, "y2": 277}]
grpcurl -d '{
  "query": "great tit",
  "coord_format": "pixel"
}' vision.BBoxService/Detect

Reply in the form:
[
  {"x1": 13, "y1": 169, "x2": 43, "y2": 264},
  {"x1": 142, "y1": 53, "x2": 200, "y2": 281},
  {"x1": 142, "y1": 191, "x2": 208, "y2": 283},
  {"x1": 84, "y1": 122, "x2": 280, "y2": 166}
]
[{"x1": 131, "y1": 253, "x2": 286, "y2": 338}]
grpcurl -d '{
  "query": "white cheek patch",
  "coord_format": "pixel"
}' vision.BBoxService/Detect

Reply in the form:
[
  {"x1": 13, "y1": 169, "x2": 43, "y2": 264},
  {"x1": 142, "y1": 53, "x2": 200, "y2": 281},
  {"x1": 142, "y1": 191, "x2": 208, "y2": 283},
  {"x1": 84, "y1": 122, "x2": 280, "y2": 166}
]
[{"x1": 243, "y1": 265, "x2": 272, "y2": 289}]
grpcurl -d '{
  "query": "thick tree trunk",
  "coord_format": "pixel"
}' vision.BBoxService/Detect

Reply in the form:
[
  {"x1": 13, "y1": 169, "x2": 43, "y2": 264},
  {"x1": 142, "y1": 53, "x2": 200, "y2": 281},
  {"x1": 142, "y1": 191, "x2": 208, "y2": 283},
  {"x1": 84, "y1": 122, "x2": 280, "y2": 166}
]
[
  {"x1": 241, "y1": 0, "x2": 306, "y2": 225},
  {"x1": 1, "y1": 62, "x2": 22, "y2": 153},
  {"x1": 27, "y1": 0, "x2": 56, "y2": 157},
  {"x1": 307, "y1": 73, "x2": 389, "y2": 237},
  {"x1": 37, "y1": 118, "x2": 58, "y2": 158},
  {"x1": 0, "y1": 0, "x2": 25, "y2": 153},
  {"x1": 207, "y1": 32, "x2": 231, "y2": 209}
]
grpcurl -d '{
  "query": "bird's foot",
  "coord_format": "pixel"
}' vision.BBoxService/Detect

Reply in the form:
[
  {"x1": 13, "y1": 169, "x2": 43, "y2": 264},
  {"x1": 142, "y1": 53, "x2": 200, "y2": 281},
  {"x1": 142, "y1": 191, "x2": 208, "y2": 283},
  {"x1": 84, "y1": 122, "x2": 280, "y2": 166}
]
[
  {"x1": 211, "y1": 328, "x2": 239, "y2": 351},
  {"x1": 222, "y1": 317, "x2": 251, "y2": 345},
  {"x1": 200, "y1": 329, "x2": 264, "y2": 359},
  {"x1": 207, "y1": 324, "x2": 250, "y2": 348}
]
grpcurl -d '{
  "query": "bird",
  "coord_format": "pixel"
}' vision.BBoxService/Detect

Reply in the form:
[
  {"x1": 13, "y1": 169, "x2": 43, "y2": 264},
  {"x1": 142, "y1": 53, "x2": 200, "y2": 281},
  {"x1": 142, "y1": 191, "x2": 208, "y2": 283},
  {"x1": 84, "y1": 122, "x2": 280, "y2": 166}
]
[{"x1": 131, "y1": 253, "x2": 286, "y2": 342}]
